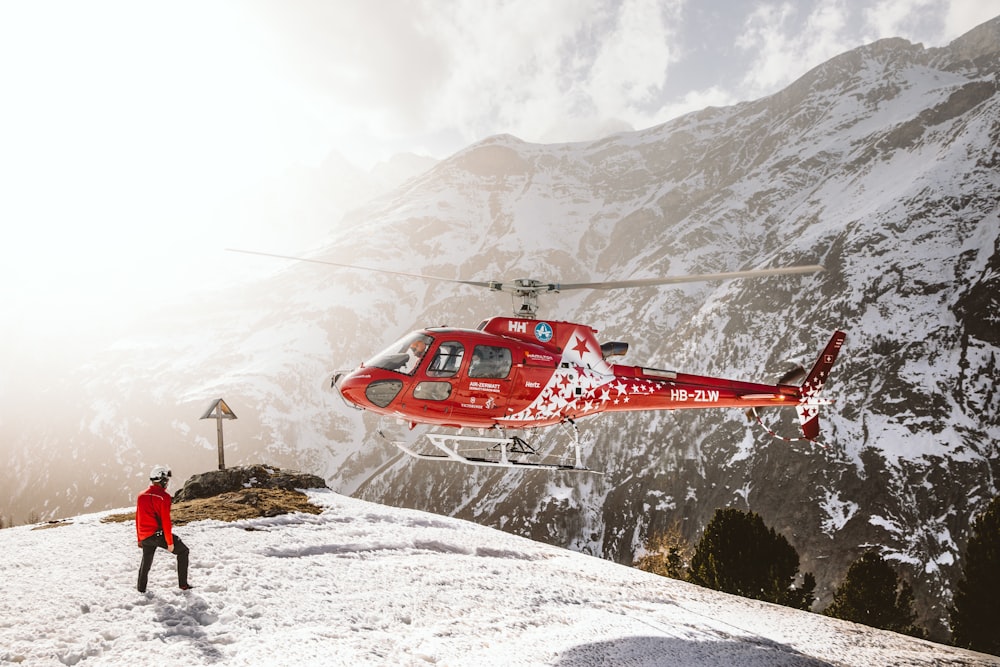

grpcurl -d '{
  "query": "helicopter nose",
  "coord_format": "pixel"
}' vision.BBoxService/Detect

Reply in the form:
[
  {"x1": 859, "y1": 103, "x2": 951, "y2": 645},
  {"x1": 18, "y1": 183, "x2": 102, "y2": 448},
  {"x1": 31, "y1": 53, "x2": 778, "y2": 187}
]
[
  {"x1": 335, "y1": 370, "x2": 365, "y2": 403},
  {"x1": 336, "y1": 369, "x2": 403, "y2": 410}
]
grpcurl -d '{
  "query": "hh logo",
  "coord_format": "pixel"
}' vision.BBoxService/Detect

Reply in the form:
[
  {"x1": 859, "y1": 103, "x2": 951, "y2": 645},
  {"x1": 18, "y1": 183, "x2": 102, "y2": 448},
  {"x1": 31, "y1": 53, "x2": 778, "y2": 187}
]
[{"x1": 508, "y1": 320, "x2": 528, "y2": 334}]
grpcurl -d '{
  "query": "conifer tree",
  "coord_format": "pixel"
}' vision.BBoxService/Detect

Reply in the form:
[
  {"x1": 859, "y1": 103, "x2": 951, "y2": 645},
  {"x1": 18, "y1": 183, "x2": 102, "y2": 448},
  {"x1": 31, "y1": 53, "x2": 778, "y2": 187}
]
[
  {"x1": 687, "y1": 507, "x2": 814, "y2": 609},
  {"x1": 950, "y1": 496, "x2": 1000, "y2": 655},
  {"x1": 824, "y1": 550, "x2": 926, "y2": 638},
  {"x1": 635, "y1": 522, "x2": 693, "y2": 579}
]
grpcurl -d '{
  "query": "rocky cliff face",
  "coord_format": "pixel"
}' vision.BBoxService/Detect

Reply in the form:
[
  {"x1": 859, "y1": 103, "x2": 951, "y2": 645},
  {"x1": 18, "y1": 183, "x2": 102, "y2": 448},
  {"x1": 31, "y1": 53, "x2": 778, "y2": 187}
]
[{"x1": 3, "y1": 17, "x2": 998, "y2": 639}]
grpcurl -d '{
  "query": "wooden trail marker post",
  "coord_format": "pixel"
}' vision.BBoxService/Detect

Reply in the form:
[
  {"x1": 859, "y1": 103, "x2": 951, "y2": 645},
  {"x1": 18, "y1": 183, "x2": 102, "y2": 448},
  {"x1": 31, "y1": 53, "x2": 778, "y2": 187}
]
[{"x1": 200, "y1": 398, "x2": 238, "y2": 470}]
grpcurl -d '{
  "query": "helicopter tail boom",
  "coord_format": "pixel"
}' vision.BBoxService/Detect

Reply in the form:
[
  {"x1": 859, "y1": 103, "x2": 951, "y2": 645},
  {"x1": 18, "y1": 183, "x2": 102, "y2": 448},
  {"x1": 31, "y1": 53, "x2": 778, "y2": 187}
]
[{"x1": 794, "y1": 330, "x2": 847, "y2": 440}]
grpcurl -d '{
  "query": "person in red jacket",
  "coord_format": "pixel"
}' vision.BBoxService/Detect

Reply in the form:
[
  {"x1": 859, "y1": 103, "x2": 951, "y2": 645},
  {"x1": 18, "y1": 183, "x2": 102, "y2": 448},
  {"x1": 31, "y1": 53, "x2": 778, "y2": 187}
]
[{"x1": 136, "y1": 465, "x2": 192, "y2": 592}]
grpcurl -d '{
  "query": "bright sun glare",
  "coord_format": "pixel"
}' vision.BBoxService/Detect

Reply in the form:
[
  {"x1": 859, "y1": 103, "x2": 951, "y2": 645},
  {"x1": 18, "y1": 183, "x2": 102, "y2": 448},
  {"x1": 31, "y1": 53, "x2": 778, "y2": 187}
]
[{"x1": 1, "y1": 3, "x2": 325, "y2": 339}]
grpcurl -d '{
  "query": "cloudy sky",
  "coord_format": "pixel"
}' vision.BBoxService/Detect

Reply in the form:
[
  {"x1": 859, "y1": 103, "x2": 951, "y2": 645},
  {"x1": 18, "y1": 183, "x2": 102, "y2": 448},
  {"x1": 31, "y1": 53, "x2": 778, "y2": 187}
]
[{"x1": 1, "y1": 0, "x2": 997, "y2": 352}]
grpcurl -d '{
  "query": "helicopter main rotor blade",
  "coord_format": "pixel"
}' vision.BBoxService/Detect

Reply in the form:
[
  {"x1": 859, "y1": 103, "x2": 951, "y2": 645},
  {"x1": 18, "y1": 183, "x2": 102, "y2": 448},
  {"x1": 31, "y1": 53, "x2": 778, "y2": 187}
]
[
  {"x1": 226, "y1": 249, "x2": 495, "y2": 289},
  {"x1": 553, "y1": 264, "x2": 825, "y2": 291},
  {"x1": 228, "y1": 249, "x2": 823, "y2": 318}
]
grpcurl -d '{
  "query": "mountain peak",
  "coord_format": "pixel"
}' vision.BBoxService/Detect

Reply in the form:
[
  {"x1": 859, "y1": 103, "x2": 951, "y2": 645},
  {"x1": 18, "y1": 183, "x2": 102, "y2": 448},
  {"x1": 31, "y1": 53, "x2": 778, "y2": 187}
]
[{"x1": 941, "y1": 14, "x2": 1000, "y2": 64}]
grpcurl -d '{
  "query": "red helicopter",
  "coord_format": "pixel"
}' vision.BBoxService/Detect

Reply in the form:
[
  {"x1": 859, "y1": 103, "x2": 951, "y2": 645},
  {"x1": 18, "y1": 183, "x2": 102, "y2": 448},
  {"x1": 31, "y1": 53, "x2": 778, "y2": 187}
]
[{"x1": 233, "y1": 250, "x2": 846, "y2": 472}]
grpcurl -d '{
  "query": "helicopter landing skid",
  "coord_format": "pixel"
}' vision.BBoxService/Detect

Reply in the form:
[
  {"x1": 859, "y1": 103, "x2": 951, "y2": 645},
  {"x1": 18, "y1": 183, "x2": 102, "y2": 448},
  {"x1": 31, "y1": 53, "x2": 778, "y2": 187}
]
[{"x1": 392, "y1": 433, "x2": 599, "y2": 473}]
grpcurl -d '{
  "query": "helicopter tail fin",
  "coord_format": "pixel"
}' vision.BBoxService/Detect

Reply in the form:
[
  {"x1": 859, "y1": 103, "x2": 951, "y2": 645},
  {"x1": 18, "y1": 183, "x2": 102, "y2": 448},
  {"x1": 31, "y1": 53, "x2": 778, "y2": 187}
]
[{"x1": 795, "y1": 330, "x2": 847, "y2": 440}]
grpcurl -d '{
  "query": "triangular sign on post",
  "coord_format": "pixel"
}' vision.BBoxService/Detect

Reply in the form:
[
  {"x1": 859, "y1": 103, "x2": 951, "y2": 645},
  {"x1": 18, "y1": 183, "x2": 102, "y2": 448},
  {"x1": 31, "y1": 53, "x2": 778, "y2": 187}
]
[
  {"x1": 200, "y1": 398, "x2": 237, "y2": 421},
  {"x1": 200, "y1": 398, "x2": 237, "y2": 470}
]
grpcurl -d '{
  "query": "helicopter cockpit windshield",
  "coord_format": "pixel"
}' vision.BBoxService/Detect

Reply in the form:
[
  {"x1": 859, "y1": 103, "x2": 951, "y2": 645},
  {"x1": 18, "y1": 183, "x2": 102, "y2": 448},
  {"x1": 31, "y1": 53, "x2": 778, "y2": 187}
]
[{"x1": 365, "y1": 333, "x2": 433, "y2": 375}]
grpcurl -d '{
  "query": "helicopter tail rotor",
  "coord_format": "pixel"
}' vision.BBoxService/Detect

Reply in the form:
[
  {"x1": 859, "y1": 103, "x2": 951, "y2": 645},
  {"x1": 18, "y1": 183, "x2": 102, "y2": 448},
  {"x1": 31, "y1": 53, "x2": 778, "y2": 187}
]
[
  {"x1": 746, "y1": 330, "x2": 846, "y2": 444},
  {"x1": 794, "y1": 330, "x2": 847, "y2": 440}
]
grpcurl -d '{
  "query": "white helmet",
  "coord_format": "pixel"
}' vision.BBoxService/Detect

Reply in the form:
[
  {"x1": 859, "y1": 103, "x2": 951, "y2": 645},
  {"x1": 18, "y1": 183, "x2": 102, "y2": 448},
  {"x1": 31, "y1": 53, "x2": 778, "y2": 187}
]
[{"x1": 149, "y1": 465, "x2": 172, "y2": 483}]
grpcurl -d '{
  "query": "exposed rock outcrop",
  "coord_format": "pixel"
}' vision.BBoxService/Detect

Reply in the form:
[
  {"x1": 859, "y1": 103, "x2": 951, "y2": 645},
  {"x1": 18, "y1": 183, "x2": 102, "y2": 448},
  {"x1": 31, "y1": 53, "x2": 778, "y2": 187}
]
[{"x1": 173, "y1": 465, "x2": 328, "y2": 503}]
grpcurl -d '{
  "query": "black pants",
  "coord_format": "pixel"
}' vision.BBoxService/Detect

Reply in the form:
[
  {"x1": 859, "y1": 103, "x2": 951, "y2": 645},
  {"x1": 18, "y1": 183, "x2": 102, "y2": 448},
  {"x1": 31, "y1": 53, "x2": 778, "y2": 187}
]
[{"x1": 137, "y1": 533, "x2": 190, "y2": 592}]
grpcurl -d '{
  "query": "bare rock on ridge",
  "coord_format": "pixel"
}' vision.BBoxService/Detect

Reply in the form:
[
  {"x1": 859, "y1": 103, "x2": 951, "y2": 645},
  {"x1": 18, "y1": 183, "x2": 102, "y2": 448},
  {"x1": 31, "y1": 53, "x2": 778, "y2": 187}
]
[{"x1": 173, "y1": 464, "x2": 328, "y2": 503}]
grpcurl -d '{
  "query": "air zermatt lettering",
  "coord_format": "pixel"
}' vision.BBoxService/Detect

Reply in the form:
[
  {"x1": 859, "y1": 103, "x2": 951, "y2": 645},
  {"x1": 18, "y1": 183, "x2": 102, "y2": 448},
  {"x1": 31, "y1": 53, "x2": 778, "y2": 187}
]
[
  {"x1": 670, "y1": 389, "x2": 720, "y2": 402},
  {"x1": 469, "y1": 381, "x2": 501, "y2": 393}
]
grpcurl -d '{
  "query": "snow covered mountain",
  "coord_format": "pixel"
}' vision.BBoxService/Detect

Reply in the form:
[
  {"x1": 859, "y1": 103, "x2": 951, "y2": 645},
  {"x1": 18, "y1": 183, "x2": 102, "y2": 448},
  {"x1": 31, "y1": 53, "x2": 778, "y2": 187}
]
[
  {"x1": 3, "y1": 16, "x2": 998, "y2": 640},
  {"x1": 2, "y1": 489, "x2": 996, "y2": 666}
]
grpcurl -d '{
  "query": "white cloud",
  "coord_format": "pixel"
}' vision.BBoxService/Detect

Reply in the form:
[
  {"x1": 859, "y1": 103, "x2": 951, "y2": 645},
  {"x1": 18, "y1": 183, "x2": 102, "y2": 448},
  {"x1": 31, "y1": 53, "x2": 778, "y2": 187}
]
[
  {"x1": 586, "y1": 0, "x2": 684, "y2": 110},
  {"x1": 657, "y1": 85, "x2": 741, "y2": 122},
  {"x1": 941, "y1": 0, "x2": 1000, "y2": 39},
  {"x1": 863, "y1": 0, "x2": 1000, "y2": 44},
  {"x1": 418, "y1": 0, "x2": 610, "y2": 144},
  {"x1": 735, "y1": 1, "x2": 855, "y2": 99},
  {"x1": 863, "y1": 0, "x2": 940, "y2": 39},
  {"x1": 403, "y1": 0, "x2": 690, "y2": 148}
]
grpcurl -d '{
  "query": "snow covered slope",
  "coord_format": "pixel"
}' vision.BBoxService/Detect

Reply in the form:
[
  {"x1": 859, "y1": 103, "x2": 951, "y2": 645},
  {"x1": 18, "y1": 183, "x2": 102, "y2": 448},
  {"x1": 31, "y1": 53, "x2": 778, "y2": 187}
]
[
  {"x1": 2, "y1": 491, "x2": 995, "y2": 666},
  {"x1": 3, "y1": 16, "x2": 999, "y2": 641}
]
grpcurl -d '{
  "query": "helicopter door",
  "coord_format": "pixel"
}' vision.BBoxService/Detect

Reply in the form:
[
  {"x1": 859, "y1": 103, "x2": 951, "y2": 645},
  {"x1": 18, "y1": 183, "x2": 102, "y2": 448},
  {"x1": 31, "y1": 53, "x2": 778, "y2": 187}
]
[
  {"x1": 407, "y1": 341, "x2": 465, "y2": 419},
  {"x1": 454, "y1": 344, "x2": 512, "y2": 418}
]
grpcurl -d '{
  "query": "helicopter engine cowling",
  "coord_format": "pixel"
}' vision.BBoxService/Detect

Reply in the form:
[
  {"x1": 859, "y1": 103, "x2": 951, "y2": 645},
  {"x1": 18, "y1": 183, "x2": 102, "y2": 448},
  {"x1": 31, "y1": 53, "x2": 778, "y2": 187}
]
[{"x1": 600, "y1": 341, "x2": 629, "y2": 359}]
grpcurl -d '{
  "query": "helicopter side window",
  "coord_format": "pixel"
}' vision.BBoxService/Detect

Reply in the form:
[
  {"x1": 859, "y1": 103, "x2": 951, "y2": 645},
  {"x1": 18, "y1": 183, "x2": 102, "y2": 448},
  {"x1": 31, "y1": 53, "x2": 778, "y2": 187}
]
[
  {"x1": 413, "y1": 381, "x2": 451, "y2": 401},
  {"x1": 469, "y1": 345, "x2": 512, "y2": 379},
  {"x1": 427, "y1": 342, "x2": 465, "y2": 377},
  {"x1": 366, "y1": 333, "x2": 433, "y2": 376}
]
